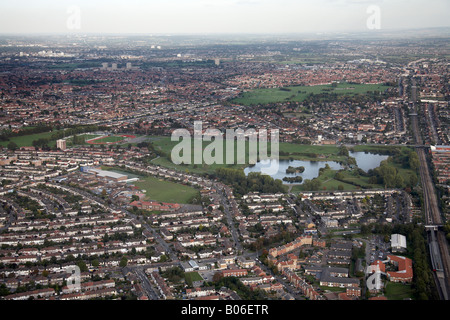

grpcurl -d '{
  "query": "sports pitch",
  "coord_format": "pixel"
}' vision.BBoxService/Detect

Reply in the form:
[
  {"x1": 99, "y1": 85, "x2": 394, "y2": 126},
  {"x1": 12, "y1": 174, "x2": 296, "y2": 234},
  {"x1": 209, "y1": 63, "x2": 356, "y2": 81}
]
[{"x1": 86, "y1": 134, "x2": 136, "y2": 145}]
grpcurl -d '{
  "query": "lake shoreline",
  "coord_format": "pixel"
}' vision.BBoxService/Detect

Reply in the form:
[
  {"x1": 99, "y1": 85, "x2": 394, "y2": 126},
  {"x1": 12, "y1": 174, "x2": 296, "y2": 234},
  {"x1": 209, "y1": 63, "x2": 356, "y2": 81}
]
[{"x1": 245, "y1": 152, "x2": 389, "y2": 185}]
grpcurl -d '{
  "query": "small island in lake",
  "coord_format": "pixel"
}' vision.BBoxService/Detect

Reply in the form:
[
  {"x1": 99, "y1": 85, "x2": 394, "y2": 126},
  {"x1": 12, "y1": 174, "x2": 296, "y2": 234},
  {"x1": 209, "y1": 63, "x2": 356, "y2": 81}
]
[
  {"x1": 285, "y1": 166, "x2": 305, "y2": 174},
  {"x1": 283, "y1": 176, "x2": 303, "y2": 183}
]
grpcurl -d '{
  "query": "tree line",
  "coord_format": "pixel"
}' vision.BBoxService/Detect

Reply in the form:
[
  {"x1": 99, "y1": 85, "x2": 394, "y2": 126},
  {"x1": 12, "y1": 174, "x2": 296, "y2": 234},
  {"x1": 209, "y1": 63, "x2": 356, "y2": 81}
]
[{"x1": 215, "y1": 167, "x2": 286, "y2": 198}]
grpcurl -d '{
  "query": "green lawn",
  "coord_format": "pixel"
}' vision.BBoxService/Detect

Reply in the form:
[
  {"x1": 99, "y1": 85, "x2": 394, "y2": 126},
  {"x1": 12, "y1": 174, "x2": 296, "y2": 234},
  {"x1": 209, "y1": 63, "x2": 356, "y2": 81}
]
[
  {"x1": 0, "y1": 129, "x2": 66, "y2": 148},
  {"x1": 338, "y1": 170, "x2": 382, "y2": 189},
  {"x1": 384, "y1": 282, "x2": 414, "y2": 300},
  {"x1": 133, "y1": 175, "x2": 199, "y2": 204},
  {"x1": 184, "y1": 272, "x2": 204, "y2": 287},
  {"x1": 291, "y1": 168, "x2": 362, "y2": 193},
  {"x1": 232, "y1": 83, "x2": 392, "y2": 106}
]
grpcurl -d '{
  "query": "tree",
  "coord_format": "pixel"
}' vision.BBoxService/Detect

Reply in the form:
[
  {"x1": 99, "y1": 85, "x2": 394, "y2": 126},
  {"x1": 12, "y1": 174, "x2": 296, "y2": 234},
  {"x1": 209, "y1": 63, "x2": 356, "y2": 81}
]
[
  {"x1": 119, "y1": 257, "x2": 128, "y2": 268},
  {"x1": 76, "y1": 260, "x2": 88, "y2": 272},
  {"x1": 92, "y1": 259, "x2": 100, "y2": 268},
  {"x1": 408, "y1": 173, "x2": 419, "y2": 188},
  {"x1": 212, "y1": 272, "x2": 223, "y2": 283},
  {"x1": 7, "y1": 141, "x2": 18, "y2": 151},
  {"x1": 0, "y1": 284, "x2": 10, "y2": 297},
  {"x1": 394, "y1": 174, "x2": 404, "y2": 188},
  {"x1": 408, "y1": 151, "x2": 420, "y2": 172},
  {"x1": 338, "y1": 145, "x2": 349, "y2": 157},
  {"x1": 335, "y1": 172, "x2": 345, "y2": 180}
]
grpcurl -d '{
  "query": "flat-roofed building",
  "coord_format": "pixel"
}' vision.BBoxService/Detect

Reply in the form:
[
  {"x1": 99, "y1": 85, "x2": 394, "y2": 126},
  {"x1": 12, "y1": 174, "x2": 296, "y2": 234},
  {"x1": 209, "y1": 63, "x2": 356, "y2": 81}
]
[
  {"x1": 88, "y1": 168, "x2": 127, "y2": 182},
  {"x1": 391, "y1": 234, "x2": 407, "y2": 252},
  {"x1": 56, "y1": 139, "x2": 67, "y2": 151}
]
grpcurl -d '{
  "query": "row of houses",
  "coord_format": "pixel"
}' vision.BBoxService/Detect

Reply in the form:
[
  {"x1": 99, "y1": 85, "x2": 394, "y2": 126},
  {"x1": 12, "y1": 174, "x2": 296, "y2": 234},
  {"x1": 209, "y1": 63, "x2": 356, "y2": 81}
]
[
  {"x1": 268, "y1": 235, "x2": 313, "y2": 259},
  {"x1": 3, "y1": 288, "x2": 56, "y2": 300},
  {"x1": 59, "y1": 287, "x2": 117, "y2": 300}
]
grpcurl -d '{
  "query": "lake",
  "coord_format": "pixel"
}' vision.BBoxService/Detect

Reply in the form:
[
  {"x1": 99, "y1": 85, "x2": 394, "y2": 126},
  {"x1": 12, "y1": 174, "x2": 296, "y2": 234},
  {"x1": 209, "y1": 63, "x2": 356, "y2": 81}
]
[
  {"x1": 244, "y1": 151, "x2": 389, "y2": 184},
  {"x1": 349, "y1": 151, "x2": 389, "y2": 173}
]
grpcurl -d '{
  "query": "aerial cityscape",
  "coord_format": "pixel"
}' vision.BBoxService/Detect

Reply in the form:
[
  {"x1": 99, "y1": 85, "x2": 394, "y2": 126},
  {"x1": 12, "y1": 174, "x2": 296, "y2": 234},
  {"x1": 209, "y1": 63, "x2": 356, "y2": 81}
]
[{"x1": 0, "y1": 0, "x2": 449, "y2": 308}]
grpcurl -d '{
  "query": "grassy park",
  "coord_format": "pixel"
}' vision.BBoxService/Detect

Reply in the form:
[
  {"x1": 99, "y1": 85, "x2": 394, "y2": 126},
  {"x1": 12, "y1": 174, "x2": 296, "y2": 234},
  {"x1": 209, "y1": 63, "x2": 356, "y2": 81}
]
[
  {"x1": 148, "y1": 135, "x2": 349, "y2": 174},
  {"x1": 147, "y1": 135, "x2": 419, "y2": 192},
  {"x1": 100, "y1": 165, "x2": 199, "y2": 204},
  {"x1": 133, "y1": 175, "x2": 199, "y2": 204},
  {"x1": 232, "y1": 82, "x2": 392, "y2": 106},
  {"x1": 0, "y1": 129, "x2": 66, "y2": 148}
]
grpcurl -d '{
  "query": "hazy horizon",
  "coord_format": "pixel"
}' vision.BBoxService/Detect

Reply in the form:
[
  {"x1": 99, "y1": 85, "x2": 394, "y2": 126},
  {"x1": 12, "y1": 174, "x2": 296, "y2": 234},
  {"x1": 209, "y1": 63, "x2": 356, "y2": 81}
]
[{"x1": 1, "y1": 0, "x2": 449, "y2": 35}]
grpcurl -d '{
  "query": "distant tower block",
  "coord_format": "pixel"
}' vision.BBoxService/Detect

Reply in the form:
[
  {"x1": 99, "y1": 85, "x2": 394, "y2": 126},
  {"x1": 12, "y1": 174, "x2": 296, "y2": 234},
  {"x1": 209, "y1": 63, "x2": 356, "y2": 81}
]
[
  {"x1": 126, "y1": 62, "x2": 132, "y2": 70},
  {"x1": 57, "y1": 139, "x2": 67, "y2": 151},
  {"x1": 101, "y1": 63, "x2": 109, "y2": 70},
  {"x1": 215, "y1": 59, "x2": 220, "y2": 66}
]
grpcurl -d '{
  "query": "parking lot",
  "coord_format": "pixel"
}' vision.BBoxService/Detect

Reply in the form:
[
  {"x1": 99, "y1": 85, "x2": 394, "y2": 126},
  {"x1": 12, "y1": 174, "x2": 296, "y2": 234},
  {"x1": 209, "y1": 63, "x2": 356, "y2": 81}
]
[{"x1": 368, "y1": 235, "x2": 390, "y2": 263}]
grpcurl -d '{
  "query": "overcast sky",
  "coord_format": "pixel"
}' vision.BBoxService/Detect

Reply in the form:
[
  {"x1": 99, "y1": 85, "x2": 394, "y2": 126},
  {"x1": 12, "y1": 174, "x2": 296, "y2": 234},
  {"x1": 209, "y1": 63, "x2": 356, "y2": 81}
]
[{"x1": 0, "y1": 0, "x2": 449, "y2": 34}]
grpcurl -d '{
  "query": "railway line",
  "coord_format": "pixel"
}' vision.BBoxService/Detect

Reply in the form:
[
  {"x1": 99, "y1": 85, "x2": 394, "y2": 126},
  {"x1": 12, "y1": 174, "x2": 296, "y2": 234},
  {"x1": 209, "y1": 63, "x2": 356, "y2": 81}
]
[{"x1": 410, "y1": 99, "x2": 450, "y2": 299}]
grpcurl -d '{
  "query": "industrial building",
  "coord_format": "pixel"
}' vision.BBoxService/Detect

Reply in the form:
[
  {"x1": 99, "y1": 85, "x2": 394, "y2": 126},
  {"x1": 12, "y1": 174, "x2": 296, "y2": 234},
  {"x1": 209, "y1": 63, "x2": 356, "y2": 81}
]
[
  {"x1": 391, "y1": 234, "x2": 407, "y2": 252},
  {"x1": 87, "y1": 168, "x2": 128, "y2": 182}
]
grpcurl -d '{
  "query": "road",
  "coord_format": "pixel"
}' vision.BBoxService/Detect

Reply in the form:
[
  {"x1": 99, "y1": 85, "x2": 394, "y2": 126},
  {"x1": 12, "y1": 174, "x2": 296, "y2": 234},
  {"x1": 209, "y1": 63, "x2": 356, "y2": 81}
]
[
  {"x1": 256, "y1": 259, "x2": 304, "y2": 300},
  {"x1": 130, "y1": 266, "x2": 161, "y2": 300},
  {"x1": 218, "y1": 185, "x2": 242, "y2": 252}
]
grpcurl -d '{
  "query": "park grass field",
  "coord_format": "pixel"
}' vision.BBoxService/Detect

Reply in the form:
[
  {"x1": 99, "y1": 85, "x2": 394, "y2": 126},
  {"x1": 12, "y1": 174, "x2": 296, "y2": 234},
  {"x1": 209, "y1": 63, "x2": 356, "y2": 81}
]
[
  {"x1": 65, "y1": 134, "x2": 101, "y2": 146},
  {"x1": 133, "y1": 175, "x2": 199, "y2": 204},
  {"x1": 149, "y1": 135, "x2": 413, "y2": 192},
  {"x1": 91, "y1": 136, "x2": 125, "y2": 144},
  {"x1": 384, "y1": 282, "x2": 414, "y2": 300},
  {"x1": 101, "y1": 165, "x2": 199, "y2": 204},
  {"x1": 86, "y1": 134, "x2": 136, "y2": 145},
  {"x1": 0, "y1": 129, "x2": 66, "y2": 148},
  {"x1": 150, "y1": 136, "x2": 343, "y2": 160},
  {"x1": 232, "y1": 82, "x2": 391, "y2": 106},
  {"x1": 148, "y1": 135, "x2": 348, "y2": 175},
  {"x1": 290, "y1": 168, "x2": 361, "y2": 193}
]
